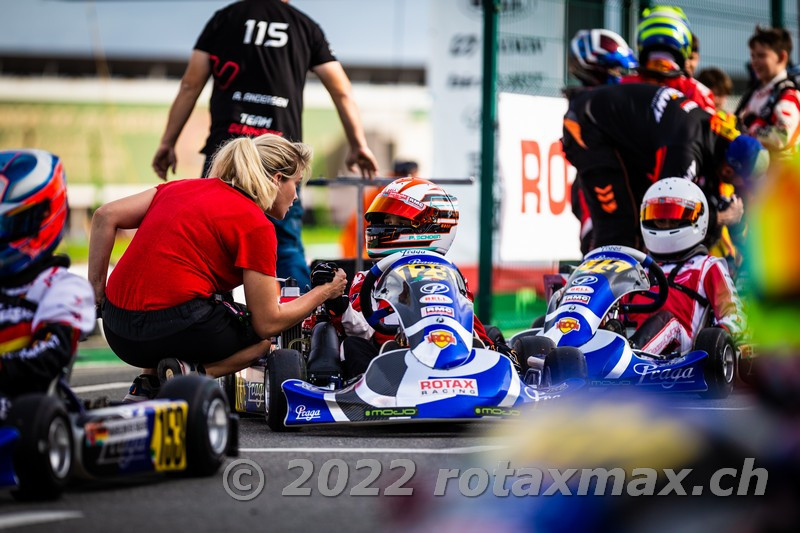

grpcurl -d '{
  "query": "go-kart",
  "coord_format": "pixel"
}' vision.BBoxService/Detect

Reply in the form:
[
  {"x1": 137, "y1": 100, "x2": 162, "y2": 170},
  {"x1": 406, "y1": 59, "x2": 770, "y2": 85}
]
[
  {"x1": 0, "y1": 373, "x2": 238, "y2": 501},
  {"x1": 224, "y1": 250, "x2": 583, "y2": 431},
  {"x1": 510, "y1": 245, "x2": 736, "y2": 398}
]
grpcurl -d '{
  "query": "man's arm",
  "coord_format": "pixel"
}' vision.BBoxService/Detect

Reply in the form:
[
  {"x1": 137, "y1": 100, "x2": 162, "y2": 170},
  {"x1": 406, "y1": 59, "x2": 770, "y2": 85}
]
[
  {"x1": 152, "y1": 50, "x2": 212, "y2": 180},
  {"x1": 312, "y1": 61, "x2": 378, "y2": 178}
]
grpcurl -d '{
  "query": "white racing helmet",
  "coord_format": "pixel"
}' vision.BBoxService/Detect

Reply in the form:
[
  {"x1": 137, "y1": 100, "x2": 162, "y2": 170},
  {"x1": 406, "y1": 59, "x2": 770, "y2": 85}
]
[{"x1": 640, "y1": 177, "x2": 708, "y2": 256}]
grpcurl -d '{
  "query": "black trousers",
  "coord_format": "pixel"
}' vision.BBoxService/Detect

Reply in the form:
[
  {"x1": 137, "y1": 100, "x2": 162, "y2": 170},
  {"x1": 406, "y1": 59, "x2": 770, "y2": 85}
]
[{"x1": 102, "y1": 299, "x2": 261, "y2": 369}]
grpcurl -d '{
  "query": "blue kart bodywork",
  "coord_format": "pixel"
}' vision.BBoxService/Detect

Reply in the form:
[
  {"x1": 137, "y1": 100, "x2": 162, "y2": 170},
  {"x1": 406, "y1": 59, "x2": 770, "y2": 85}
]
[
  {"x1": 518, "y1": 246, "x2": 717, "y2": 393},
  {"x1": 279, "y1": 251, "x2": 583, "y2": 427}
]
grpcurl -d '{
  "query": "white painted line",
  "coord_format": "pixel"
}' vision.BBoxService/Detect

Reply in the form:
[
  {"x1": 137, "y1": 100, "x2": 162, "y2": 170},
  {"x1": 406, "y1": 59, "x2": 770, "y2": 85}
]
[
  {"x1": 240, "y1": 445, "x2": 507, "y2": 455},
  {"x1": 71, "y1": 382, "x2": 131, "y2": 393},
  {"x1": 674, "y1": 406, "x2": 754, "y2": 411},
  {"x1": 0, "y1": 511, "x2": 83, "y2": 530}
]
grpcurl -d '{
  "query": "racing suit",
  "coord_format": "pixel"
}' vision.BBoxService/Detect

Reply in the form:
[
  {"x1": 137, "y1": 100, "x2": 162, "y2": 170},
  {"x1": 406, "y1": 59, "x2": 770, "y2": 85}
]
[
  {"x1": 627, "y1": 252, "x2": 745, "y2": 354},
  {"x1": 736, "y1": 69, "x2": 800, "y2": 160},
  {"x1": 0, "y1": 256, "x2": 95, "y2": 419},
  {"x1": 621, "y1": 73, "x2": 717, "y2": 114},
  {"x1": 339, "y1": 269, "x2": 492, "y2": 377},
  {"x1": 563, "y1": 83, "x2": 723, "y2": 249}
]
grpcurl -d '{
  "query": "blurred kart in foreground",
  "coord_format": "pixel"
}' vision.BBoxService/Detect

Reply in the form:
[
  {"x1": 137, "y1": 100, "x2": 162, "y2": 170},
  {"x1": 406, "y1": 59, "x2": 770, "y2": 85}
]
[
  {"x1": 223, "y1": 251, "x2": 583, "y2": 430},
  {"x1": 511, "y1": 246, "x2": 736, "y2": 397},
  {"x1": 1, "y1": 374, "x2": 237, "y2": 500}
]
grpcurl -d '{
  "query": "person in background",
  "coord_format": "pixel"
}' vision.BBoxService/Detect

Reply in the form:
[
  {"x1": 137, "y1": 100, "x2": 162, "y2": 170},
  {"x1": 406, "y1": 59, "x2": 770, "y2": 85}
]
[
  {"x1": 736, "y1": 26, "x2": 800, "y2": 160},
  {"x1": 564, "y1": 28, "x2": 638, "y2": 254},
  {"x1": 93, "y1": 134, "x2": 346, "y2": 402},
  {"x1": 621, "y1": 5, "x2": 716, "y2": 113},
  {"x1": 152, "y1": 0, "x2": 379, "y2": 290},
  {"x1": 697, "y1": 67, "x2": 734, "y2": 111},
  {"x1": 685, "y1": 32, "x2": 700, "y2": 77}
]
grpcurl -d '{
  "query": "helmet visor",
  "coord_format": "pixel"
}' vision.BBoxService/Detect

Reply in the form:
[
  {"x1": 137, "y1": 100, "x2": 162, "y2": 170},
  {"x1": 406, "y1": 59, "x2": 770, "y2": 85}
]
[
  {"x1": 641, "y1": 197, "x2": 702, "y2": 225},
  {"x1": 0, "y1": 201, "x2": 49, "y2": 243},
  {"x1": 366, "y1": 190, "x2": 427, "y2": 222}
]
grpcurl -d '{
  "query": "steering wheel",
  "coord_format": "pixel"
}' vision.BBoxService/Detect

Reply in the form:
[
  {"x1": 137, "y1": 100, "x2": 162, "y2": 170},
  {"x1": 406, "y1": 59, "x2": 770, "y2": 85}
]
[
  {"x1": 359, "y1": 251, "x2": 444, "y2": 336},
  {"x1": 585, "y1": 246, "x2": 669, "y2": 314}
]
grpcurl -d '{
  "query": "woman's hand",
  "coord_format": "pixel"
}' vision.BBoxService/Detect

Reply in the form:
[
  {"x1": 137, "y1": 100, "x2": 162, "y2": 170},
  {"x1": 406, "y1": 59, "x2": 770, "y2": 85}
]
[{"x1": 322, "y1": 268, "x2": 348, "y2": 300}]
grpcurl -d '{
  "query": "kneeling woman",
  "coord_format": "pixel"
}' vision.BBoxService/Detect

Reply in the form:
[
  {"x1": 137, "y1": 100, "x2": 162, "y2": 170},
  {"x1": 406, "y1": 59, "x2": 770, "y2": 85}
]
[{"x1": 89, "y1": 134, "x2": 346, "y2": 402}]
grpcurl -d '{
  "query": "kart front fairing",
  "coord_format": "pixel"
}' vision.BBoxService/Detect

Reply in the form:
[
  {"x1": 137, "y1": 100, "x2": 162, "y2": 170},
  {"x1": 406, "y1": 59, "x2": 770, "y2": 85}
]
[
  {"x1": 372, "y1": 253, "x2": 475, "y2": 369},
  {"x1": 544, "y1": 249, "x2": 651, "y2": 348}
]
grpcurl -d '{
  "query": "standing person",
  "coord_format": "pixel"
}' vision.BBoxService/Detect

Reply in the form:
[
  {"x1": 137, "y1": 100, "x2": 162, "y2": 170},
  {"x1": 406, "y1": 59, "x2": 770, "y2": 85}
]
[
  {"x1": 151, "y1": 0, "x2": 379, "y2": 290},
  {"x1": 92, "y1": 135, "x2": 347, "y2": 402},
  {"x1": 562, "y1": 83, "x2": 766, "y2": 249},
  {"x1": 685, "y1": 32, "x2": 700, "y2": 78},
  {"x1": 697, "y1": 67, "x2": 733, "y2": 111},
  {"x1": 565, "y1": 28, "x2": 638, "y2": 254},
  {"x1": 621, "y1": 5, "x2": 715, "y2": 113},
  {"x1": 736, "y1": 26, "x2": 800, "y2": 161}
]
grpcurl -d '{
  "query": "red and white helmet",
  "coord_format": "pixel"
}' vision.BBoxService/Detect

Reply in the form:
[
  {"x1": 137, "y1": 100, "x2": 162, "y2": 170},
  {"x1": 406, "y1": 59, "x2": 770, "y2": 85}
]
[
  {"x1": 365, "y1": 178, "x2": 459, "y2": 258},
  {"x1": 640, "y1": 178, "x2": 709, "y2": 256},
  {"x1": 0, "y1": 150, "x2": 68, "y2": 277}
]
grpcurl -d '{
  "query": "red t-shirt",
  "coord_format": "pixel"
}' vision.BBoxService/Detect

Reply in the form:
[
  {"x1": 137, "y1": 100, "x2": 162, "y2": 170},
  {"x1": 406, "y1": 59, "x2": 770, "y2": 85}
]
[{"x1": 106, "y1": 178, "x2": 277, "y2": 311}]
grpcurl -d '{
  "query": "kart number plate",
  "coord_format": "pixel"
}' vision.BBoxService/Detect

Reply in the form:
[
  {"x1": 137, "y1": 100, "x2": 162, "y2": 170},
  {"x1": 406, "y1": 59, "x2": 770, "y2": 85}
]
[
  {"x1": 578, "y1": 258, "x2": 632, "y2": 274},
  {"x1": 150, "y1": 402, "x2": 188, "y2": 472}
]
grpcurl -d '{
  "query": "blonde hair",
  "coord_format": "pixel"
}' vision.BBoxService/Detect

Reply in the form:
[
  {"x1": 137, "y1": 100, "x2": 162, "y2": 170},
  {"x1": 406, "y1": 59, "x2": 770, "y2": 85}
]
[{"x1": 207, "y1": 134, "x2": 312, "y2": 211}]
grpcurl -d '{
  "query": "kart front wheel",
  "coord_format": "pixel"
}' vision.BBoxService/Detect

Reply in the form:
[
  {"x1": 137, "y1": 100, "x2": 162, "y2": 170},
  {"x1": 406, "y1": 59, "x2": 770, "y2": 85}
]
[
  {"x1": 695, "y1": 327, "x2": 735, "y2": 399},
  {"x1": 157, "y1": 375, "x2": 232, "y2": 476},
  {"x1": 8, "y1": 394, "x2": 73, "y2": 501},
  {"x1": 266, "y1": 349, "x2": 307, "y2": 432},
  {"x1": 542, "y1": 347, "x2": 588, "y2": 386}
]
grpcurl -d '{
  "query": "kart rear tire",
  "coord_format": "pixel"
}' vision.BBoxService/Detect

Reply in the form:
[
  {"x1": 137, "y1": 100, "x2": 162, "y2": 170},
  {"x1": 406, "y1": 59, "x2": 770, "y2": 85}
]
[
  {"x1": 157, "y1": 375, "x2": 231, "y2": 476},
  {"x1": 695, "y1": 327, "x2": 735, "y2": 399},
  {"x1": 484, "y1": 325, "x2": 506, "y2": 346},
  {"x1": 266, "y1": 349, "x2": 307, "y2": 432},
  {"x1": 531, "y1": 315, "x2": 545, "y2": 329},
  {"x1": 7, "y1": 394, "x2": 72, "y2": 501},
  {"x1": 543, "y1": 347, "x2": 588, "y2": 386}
]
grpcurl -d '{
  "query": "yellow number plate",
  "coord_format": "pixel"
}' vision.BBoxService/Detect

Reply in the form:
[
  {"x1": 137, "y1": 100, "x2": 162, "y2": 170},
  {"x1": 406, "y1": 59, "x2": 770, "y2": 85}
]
[{"x1": 150, "y1": 402, "x2": 188, "y2": 472}]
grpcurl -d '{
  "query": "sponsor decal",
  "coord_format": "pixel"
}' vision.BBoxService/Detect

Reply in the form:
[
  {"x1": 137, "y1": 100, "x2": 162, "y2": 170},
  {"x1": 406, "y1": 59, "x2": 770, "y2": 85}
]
[
  {"x1": 427, "y1": 329, "x2": 457, "y2": 348},
  {"x1": 571, "y1": 275, "x2": 598, "y2": 286},
  {"x1": 562, "y1": 294, "x2": 590, "y2": 305},
  {"x1": 364, "y1": 407, "x2": 418, "y2": 418},
  {"x1": 590, "y1": 380, "x2": 633, "y2": 386},
  {"x1": 421, "y1": 306, "x2": 455, "y2": 318},
  {"x1": 557, "y1": 318, "x2": 581, "y2": 334},
  {"x1": 420, "y1": 283, "x2": 450, "y2": 294},
  {"x1": 474, "y1": 406, "x2": 521, "y2": 417},
  {"x1": 420, "y1": 294, "x2": 454, "y2": 304},
  {"x1": 419, "y1": 378, "x2": 478, "y2": 396},
  {"x1": 523, "y1": 388, "x2": 564, "y2": 401},
  {"x1": 295, "y1": 405, "x2": 321, "y2": 421},
  {"x1": 246, "y1": 382, "x2": 265, "y2": 408},
  {"x1": 566, "y1": 286, "x2": 594, "y2": 294},
  {"x1": 633, "y1": 363, "x2": 695, "y2": 389},
  {"x1": 651, "y1": 87, "x2": 682, "y2": 123},
  {"x1": 385, "y1": 190, "x2": 424, "y2": 210}
]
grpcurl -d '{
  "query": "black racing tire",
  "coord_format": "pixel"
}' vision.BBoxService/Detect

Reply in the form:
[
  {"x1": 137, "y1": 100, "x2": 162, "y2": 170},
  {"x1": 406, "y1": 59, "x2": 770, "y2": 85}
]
[
  {"x1": 266, "y1": 349, "x2": 307, "y2": 432},
  {"x1": 157, "y1": 375, "x2": 231, "y2": 476},
  {"x1": 543, "y1": 347, "x2": 588, "y2": 386},
  {"x1": 8, "y1": 394, "x2": 73, "y2": 501},
  {"x1": 484, "y1": 325, "x2": 506, "y2": 346},
  {"x1": 513, "y1": 335, "x2": 556, "y2": 363},
  {"x1": 695, "y1": 327, "x2": 735, "y2": 399},
  {"x1": 531, "y1": 315, "x2": 545, "y2": 329}
]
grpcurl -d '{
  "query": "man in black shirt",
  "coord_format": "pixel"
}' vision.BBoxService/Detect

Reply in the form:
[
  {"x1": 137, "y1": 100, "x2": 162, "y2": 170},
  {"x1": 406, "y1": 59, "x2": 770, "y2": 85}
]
[
  {"x1": 563, "y1": 83, "x2": 761, "y2": 250},
  {"x1": 152, "y1": 0, "x2": 378, "y2": 289}
]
